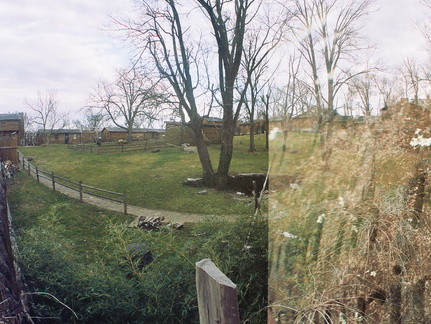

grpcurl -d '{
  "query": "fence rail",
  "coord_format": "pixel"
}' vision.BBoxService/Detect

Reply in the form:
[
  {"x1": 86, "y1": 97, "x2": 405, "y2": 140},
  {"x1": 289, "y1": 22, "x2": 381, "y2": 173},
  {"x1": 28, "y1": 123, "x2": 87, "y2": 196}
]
[
  {"x1": 18, "y1": 151, "x2": 127, "y2": 214},
  {"x1": 68, "y1": 138, "x2": 167, "y2": 154}
]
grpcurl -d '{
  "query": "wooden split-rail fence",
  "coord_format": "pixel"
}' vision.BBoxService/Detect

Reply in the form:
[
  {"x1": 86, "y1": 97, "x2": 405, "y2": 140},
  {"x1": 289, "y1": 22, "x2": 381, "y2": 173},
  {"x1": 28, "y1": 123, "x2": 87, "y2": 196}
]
[
  {"x1": 68, "y1": 138, "x2": 167, "y2": 154},
  {"x1": 18, "y1": 151, "x2": 128, "y2": 215}
]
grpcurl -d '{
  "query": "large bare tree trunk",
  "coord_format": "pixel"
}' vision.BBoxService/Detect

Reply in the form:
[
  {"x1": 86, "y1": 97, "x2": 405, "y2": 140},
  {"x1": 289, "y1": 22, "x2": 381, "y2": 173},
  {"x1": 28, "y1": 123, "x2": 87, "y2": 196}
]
[
  {"x1": 217, "y1": 105, "x2": 235, "y2": 189},
  {"x1": 190, "y1": 116, "x2": 216, "y2": 186}
]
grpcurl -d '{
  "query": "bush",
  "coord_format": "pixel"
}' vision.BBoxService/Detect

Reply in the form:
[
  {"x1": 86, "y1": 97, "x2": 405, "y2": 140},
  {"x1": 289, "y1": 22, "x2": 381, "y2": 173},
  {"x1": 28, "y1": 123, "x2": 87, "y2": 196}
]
[{"x1": 17, "y1": 204, "x2": 267, "y2": 323}]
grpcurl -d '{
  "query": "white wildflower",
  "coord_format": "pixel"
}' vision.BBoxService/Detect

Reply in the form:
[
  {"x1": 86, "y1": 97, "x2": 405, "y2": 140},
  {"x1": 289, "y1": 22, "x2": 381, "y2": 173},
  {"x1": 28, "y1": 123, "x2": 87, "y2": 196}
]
[
  {"x1": 352, "y1": 225, "x2": 358, "y2": 233},
  {"x1": 410, "y1": 132, "x2": 431, "y2": 147},
  {"x1": 339, "y1": 313, "x2": 347, "y2": 324},
  {"x1": 338, "y1": 196, "x2": 345, "y2": 207},
  {"x1": 317, "y1": 214, "x2": 325, "y2": 224},
  {"x1": 370, "y1": 271, "x2": 377, "y2": 277},
  {"x1": 276, "y1": 230, "x2": 298, "y2": 239}
]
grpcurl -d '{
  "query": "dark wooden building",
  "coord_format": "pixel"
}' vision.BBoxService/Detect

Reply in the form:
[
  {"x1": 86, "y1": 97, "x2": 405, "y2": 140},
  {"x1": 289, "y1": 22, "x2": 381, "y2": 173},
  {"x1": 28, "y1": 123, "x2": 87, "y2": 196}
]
[
  {"x1": 0, "y1": 113, "x2": 24, "y2": 162},
  {"x1": 165, "y1": 117, "x2": 223, "y2": 146},
  {"x1": 37, "y1": 129, "x2": 82, "y2": 145},
  {"x1": 101, "y1": 127, "x2": 165, "y2": 142}
]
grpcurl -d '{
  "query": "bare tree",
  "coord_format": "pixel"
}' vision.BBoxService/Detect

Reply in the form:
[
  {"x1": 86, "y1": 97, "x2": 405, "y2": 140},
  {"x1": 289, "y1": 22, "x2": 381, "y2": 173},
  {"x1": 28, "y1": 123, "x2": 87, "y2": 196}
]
[
  {"x1": 116, "y1": 0, "x2": 269, "y2": 188},
  {"x1": 375, "y1": 74, "x2": 403, "y2": 109},
  {"x1": 419, "y1": 0, "x2": 431, "y2": 53},
  {"x1": 287, "y1": 0, "x2": 374, "y2": 135},
  {"x1": 90, "y1": 65, "x2": 163, "y2": 143},
  {"x1": 266, "y1": 54, "x2": 303, "y2": 152},
  {"x1": 261, "y1": 88, "x2": 271, "y2": 152},
  {"x1": 25, "y1": 90, "x2": 68, "y2": 145},
  {"x1": 400, "y1": 57, "x2": 424, "y2": 104},
  {"x1": 198, "y1": 0, "x2": 267, "y2": 188},
  {"x1": 349, "y1": 72, "x2": 376, "y2": 116},
  {"x1": 240, "y1": 21, "x2": 282, "y2": 153}
]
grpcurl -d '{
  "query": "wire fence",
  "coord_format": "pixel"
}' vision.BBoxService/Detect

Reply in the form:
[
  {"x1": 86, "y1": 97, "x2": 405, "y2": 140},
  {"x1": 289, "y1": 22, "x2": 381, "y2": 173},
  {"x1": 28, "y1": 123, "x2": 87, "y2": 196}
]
[
  {"x1": 18, "y1": 151, "x2": 128, "y2": 215},
  {"x1": 68, "y1": 138, "x2": 167, "y2": 154}
]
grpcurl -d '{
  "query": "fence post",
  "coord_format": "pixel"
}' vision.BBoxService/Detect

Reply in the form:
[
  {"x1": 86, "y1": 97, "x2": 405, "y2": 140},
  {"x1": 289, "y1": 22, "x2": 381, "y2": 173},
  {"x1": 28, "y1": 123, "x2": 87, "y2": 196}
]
[
  {"x1": 27, "y1": 161, "x2": 31, "y2": 176},
  {"x1": 123, "y1": 191, "x2": 127, "y2": 215},
  {"x1": 195, "y1": 258, "x2": 240, "y2": 324},
  {"x1": 36, "y1": 167, "x2": 39, "y2": 183},
  {"x1": 79, "y1": 181, "x2": 83, "y2": 202},
  {"x1": 51, "y1": 171, "x2": 55, "y2": 191},
  {"x1": 22, "y1": 157, "x2": 25, "y2": 171}
]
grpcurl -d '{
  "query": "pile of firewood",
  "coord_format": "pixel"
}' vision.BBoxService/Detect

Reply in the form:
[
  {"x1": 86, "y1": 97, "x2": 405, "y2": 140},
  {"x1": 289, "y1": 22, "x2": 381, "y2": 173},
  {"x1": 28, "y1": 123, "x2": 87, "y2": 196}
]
[{"x1": 128, "y1": 216, "x2": 183, "y2": 230}]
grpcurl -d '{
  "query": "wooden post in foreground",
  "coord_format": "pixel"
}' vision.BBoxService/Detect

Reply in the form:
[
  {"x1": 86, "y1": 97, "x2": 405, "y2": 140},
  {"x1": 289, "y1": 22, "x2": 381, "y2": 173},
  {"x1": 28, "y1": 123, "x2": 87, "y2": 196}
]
[{"x1": 196, "y1": 258, "x2": 240, "y2": 324}]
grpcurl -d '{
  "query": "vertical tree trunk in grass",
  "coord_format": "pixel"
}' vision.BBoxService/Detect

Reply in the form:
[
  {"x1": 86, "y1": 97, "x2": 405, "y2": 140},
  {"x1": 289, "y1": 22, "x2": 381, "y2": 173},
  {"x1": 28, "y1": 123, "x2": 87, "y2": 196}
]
[
  {"x1": 190, "y1": 116, "x2": 215, "y2": 187},
  {"x1": 217, "y1": 113, "x2": 235, "y2": 189},
  {"x1": 196, "y1": 258, "x2": 240, "y2": 324}
]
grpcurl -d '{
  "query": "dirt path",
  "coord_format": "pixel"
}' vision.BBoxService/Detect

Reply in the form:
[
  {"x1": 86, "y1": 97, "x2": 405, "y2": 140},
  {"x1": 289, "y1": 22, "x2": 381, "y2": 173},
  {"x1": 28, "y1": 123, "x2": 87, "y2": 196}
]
[{"x1": 30, "y1": 172, "x2": 209, "y2": 224}]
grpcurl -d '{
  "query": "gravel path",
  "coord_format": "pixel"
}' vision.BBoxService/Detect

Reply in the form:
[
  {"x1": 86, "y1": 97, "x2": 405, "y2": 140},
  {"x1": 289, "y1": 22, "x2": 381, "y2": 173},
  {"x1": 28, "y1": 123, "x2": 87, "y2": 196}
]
[{"x1": 30, "y1": 172, "x2": 209, "y2": 224}]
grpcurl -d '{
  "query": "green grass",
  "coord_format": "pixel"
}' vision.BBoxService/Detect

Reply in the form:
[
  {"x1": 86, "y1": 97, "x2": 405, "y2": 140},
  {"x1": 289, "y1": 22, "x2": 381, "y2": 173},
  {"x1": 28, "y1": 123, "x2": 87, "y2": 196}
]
[
  {"x1": 8, "y1": 173, "x2": 134, "y2": 258},
  {"x1": 8, "y1": 168, "x2": 267, "y2": 323},
  {"x1": 19, "y1": 134, "x2": 268, "y2": 215}
]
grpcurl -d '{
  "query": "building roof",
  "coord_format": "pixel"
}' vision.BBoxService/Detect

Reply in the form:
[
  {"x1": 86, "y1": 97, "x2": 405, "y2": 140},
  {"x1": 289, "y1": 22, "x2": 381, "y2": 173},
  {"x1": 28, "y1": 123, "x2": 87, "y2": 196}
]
[
  {"x1": 203, "y1": 116, "x2": 223, "y2": 123},
  {"x1": 37, "y1": 129, "x2": 81, "y2": 134},
  {"x1": 0, "y1": 113, "x2": 22, "y2": 121},
  {"x1": 102, "y1": 127, "x2": 165, "y2": 133}
]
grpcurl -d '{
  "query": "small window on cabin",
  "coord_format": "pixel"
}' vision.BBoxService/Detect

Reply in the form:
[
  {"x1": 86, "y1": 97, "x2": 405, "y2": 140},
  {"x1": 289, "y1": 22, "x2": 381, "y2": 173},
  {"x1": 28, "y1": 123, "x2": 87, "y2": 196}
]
[{"x1": 73, "y1": 134, "x2": 77, "y2": 140}]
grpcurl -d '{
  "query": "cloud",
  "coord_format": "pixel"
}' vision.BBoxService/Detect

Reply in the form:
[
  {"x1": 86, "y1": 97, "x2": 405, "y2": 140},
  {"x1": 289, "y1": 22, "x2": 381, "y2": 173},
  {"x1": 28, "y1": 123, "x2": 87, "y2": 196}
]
[{"x1": 0, "y1": 0, "x2": 131, "y2": 114}]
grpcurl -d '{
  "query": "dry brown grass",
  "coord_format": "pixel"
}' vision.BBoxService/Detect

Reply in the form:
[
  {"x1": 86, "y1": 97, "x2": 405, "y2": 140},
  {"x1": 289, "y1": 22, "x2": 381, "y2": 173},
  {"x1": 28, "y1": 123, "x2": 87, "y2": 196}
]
[{"x1": 269, "y1": 122, "x2": 431, "y2": 323}]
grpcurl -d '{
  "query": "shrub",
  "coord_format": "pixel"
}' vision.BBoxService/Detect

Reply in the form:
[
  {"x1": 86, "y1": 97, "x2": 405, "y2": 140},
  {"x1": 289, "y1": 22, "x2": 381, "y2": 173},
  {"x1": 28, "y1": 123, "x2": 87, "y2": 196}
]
[{"x1": 17, "y1": 204, "x2": 268, "y2": 323}]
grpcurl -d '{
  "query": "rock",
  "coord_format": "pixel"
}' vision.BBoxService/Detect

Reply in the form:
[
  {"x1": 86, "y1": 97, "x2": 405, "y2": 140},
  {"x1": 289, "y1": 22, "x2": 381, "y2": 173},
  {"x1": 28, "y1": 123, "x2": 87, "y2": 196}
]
[
  {"x1": 197, "y1": 190, "x2": 208, "y2": 195},
  {"x1": 184, "y1": 146, "x2": 198, "y2": 153},
  {"x1": 289, "y1": 183, "x2": 300, "y2": 190},
  {"x1": 126, "y1": 243, "x2": 153, "y2": 269},
  {"x1": 128, "y1": 216, "x2": 184, "y2": 231},
  {"x1": 152, "y1": 148, "x2": 161, "y2": 153},
  {"x1": 182, "y1": 178, "x2": 204, "y2": 187},
  {"x1": 154, "y1": 174, "x2": 163, "y2": 178}
]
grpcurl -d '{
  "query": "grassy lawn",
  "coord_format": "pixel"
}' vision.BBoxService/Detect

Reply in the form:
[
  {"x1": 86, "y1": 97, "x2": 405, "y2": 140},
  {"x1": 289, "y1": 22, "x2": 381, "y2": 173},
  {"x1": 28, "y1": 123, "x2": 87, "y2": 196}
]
[
  {"x1": 7, "y1": 154, "x2": 268, "y2": 323},
  {"x1": 18, "y1": 134, "x2": 268, "y2": 215}
]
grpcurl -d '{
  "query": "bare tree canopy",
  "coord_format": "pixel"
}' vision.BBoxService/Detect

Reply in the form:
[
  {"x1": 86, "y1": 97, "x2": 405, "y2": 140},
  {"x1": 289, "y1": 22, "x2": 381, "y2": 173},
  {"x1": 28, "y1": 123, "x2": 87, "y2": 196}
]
[
  {"x1": 89, "y1": 65, "x2": 164, "y2": 142},
  {"x1": 287, "y1": 0, "x2": 375, "y2": 130},
  {"x1": 114, "y1": 0, "x2": 277, "y2": 188},
  {"x1": 25, "y1": 90, "x2": 69, "y2": 145}
]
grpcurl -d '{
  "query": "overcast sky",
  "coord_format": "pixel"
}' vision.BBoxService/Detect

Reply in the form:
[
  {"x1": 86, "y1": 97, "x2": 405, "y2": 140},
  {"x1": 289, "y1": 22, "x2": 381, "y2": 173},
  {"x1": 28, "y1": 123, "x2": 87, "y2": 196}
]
[
  {"x1": 0, "y1": 0, "x2": 132, "y2": 116},
  {"x1": 0, "y1": 0, "x2": 429, "y2": 119}
]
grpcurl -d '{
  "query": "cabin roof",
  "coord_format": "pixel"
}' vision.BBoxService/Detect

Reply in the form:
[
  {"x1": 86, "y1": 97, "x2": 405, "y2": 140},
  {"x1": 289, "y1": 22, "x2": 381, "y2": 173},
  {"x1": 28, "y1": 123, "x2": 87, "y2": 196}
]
[
  {"x1": 0, "y1": 113, "x2": 22, "y2": 121},
  {"x1": 102, "y1": 127, "x2": 165, "y2": 133}
]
